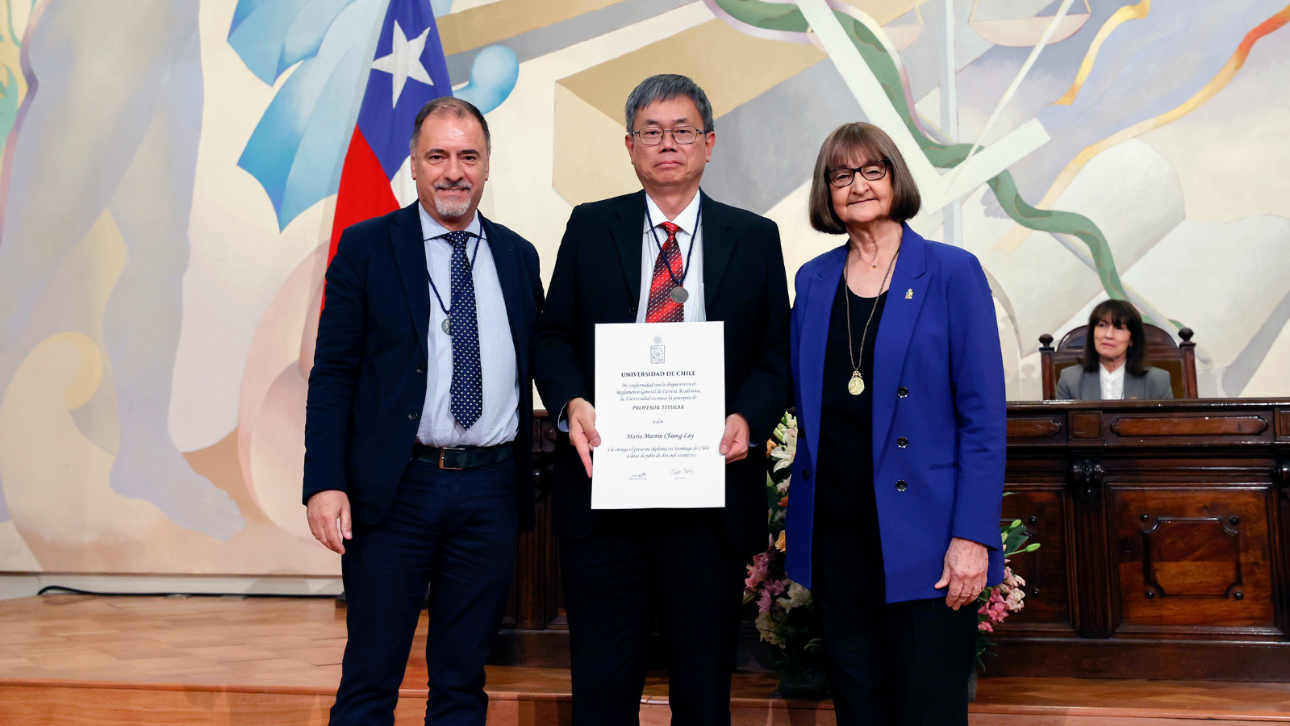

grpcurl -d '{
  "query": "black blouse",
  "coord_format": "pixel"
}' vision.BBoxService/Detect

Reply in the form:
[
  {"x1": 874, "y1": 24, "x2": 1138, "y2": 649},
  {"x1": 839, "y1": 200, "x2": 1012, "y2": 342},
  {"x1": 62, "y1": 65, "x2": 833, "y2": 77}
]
[{"x1": 815, "y1": 276, "x2": 886, "y2": 525}]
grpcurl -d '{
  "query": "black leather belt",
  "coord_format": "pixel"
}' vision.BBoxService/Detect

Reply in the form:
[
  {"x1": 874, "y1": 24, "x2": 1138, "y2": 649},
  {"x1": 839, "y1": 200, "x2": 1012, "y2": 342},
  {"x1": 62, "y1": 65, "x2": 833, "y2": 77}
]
[{"x1": 412, "y1": 442, "x2": 512, "y2": 471}]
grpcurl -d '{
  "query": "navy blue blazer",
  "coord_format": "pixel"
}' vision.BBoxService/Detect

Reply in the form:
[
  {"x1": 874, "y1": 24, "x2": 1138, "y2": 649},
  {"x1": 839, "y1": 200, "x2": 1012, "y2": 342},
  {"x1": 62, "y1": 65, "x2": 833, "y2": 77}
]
[
  {"x1": 785, "y1": 224, "x2": 1007, "y2": 602},
  {"x1": 303, "y1": 203, "x2": 543, "y2": 530}
]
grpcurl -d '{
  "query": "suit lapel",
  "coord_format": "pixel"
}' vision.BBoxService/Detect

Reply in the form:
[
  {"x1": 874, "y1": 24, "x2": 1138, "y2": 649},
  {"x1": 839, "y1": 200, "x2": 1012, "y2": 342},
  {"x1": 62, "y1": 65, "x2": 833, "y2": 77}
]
[
  {"x1": 390, "y1": 203, "x2": 431, "y2": 359},
  {"x1": 872, "y1": 224, "x2": 930, "y2": 464},
  {"x1": 700, "y1": 191, "x2": 737, "y2": 311},
  {"x1": 1082, "y1": 370, "x2": 1100, "y2": 400},
  {"x1": 480, "y1": 214, "x2": 527, "y2": 380},
  {"x1": 1124, "y1": 371, "x2": 1145, "y2": 400},
  {"x1": 801, "y1": 245, "x2": 847, "y2": 472},
  {"x1": 610, "y1": 191, "x2": 646, "y2": 306}
]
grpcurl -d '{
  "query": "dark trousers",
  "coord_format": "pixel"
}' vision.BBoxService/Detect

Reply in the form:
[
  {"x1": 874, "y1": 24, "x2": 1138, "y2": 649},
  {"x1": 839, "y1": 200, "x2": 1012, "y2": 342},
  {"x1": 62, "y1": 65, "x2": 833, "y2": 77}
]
[
  {"x1": 560, "y1": 509, "x2": 746, "y2": 726},
  {"x1": 330, "y1": 458, "x2": 518, "y2": 726},
  {"x1": 813, "y1": 516, "x2": 977, "y2": 726}
]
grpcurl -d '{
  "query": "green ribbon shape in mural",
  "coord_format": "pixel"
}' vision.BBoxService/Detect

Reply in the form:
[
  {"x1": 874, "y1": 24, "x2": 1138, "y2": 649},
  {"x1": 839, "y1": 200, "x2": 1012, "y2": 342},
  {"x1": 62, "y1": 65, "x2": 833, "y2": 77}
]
[{"x1": 712, "y1": 0, "x2": 1131, "y2": 305}]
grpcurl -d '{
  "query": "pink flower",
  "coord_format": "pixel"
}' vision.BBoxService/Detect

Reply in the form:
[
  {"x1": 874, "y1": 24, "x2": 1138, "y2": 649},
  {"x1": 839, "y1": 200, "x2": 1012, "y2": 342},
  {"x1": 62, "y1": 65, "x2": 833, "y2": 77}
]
[
  {"x1": 977, "y1": 587, "x2": 1012, "y2": 628},
  {"x1": 745, "y1": 552, "x2": 771, "y2": 589},
  {"x1": 757, "y1": 588, "x2": 775, "y2": 613}
]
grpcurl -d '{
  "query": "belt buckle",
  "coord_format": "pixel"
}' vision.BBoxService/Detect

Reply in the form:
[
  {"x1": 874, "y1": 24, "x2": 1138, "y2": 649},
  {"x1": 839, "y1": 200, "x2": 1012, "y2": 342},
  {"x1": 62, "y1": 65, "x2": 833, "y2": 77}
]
[{"x1": 438, "y1": 446, "x2": 466, "y2": 470}]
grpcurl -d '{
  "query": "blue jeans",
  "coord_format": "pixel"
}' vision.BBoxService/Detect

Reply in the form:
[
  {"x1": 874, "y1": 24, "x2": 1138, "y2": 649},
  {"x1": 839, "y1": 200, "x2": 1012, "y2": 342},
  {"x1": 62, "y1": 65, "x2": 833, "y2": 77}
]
[{"x1": 330, "y1": 457, "x2": 518, "y2": 726}]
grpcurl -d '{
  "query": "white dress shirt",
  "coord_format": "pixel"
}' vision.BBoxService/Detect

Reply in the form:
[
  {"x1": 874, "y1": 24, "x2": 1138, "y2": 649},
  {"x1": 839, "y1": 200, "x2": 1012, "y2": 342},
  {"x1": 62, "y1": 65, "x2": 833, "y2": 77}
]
[
  {"x1": 636, "y1": 192, "x2": 706, "y2": 323},
  {"x1": 417, "y1": 204, "x2": 519, "y2": 447},
  {"x1": 1099, "y1": 363, "x2": 1126, "y2": 400}
]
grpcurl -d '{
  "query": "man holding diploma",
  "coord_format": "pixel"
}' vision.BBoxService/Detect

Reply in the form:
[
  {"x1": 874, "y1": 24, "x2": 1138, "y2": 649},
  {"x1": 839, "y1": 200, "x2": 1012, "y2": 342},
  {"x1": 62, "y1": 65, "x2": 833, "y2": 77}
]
[{"x1": 533, "y1": 74, "x2": 792, "y2": 725}]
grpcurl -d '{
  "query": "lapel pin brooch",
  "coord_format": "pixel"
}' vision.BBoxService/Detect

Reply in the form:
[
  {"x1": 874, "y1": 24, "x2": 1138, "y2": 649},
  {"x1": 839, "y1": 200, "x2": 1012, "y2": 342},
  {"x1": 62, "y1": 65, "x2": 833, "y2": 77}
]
[{"x1": 904, "y1": 288, "x2": 913, "y2": 300}]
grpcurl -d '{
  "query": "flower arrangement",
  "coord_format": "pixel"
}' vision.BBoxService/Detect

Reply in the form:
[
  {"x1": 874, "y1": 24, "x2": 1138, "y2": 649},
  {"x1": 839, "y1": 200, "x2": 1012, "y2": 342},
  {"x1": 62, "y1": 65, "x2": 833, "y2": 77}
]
[
  {"x1": 744, "y1": 412, "x2": 828, "y2": 696},
  {"x1": 747, "y1": 411, "x2": 1040, "y2": 694},
  {"x1": 976, "y1": 516, "x2": 1039, "y2": 666}
]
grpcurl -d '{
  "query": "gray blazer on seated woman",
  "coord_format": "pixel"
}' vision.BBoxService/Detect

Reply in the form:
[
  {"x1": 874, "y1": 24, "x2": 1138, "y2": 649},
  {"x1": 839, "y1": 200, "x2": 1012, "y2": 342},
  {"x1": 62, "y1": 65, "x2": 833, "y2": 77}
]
[{"x1": 1056, "y1": 299, "x2": 1174, "y2": 400}]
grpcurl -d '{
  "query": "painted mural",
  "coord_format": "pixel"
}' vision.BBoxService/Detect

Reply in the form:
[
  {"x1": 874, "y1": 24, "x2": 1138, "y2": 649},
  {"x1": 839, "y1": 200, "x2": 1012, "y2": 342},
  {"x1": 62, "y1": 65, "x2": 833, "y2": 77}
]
[{"x1": 0, "y1": 0, "x2": 1286, "y2": 575}]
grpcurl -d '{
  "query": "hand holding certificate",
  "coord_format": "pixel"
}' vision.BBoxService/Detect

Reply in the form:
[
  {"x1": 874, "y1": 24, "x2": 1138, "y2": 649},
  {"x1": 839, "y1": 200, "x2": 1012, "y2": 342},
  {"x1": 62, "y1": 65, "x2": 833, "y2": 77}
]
[{"x1": 592, "y1": 322, "x2": 726, "y2": 509}]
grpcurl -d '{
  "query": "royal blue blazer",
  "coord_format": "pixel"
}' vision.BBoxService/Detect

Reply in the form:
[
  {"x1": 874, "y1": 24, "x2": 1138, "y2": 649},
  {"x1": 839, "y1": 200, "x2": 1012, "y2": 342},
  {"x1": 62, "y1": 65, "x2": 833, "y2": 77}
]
[{"x1": 785, "y1": 224, "x2": 1007, "y2": 603}]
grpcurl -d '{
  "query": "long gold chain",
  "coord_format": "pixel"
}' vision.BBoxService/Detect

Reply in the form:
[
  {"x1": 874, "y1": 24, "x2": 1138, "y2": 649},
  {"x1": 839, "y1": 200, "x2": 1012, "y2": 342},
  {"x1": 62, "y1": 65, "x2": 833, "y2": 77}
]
[{"x1": 843, "y1": 244, "x2": 899, "y2": 395}]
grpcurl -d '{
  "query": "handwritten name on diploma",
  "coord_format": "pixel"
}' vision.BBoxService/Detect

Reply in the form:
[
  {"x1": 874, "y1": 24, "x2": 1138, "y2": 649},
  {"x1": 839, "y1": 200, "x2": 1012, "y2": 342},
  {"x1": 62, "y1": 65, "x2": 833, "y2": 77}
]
[{"x1": 593, "y1": 322, "x2": 725, "y2": 509}]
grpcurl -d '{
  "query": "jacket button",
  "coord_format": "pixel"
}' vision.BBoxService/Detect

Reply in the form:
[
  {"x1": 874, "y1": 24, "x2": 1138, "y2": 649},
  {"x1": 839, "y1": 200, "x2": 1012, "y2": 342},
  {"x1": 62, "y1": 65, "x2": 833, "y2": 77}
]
[
  {"x1": 408, "y1": 412, "x2": 419, "y2": 421},
  {"x1": 895, "y1": 480, "x2": 908, "y2": 492},
  {"x1": 802, "y1": 469, "x2": 810, "y2": 481},
  {"x1": 416, "y1": 366, "x2": 426, "y2": 374},
  {"x1": 897, "y1": 437, "x2": 908, "y2": 448},
  {"x1": 897, "y1": 386, "x2": 909, "y2": 398}
]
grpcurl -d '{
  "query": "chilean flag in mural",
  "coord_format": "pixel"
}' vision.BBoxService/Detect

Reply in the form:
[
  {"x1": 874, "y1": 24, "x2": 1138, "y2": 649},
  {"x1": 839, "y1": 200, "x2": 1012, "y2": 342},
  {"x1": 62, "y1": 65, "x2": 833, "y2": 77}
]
[{"x1": 329, "y1": 0, "x2": 452, "y2": 265}]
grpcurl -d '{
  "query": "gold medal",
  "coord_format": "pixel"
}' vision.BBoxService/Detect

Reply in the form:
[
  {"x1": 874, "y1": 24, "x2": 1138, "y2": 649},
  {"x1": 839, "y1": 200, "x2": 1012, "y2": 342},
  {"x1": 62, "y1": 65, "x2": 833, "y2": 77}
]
[{"x1": 848, "y1": 371, "x2": 864, "y2": 396}]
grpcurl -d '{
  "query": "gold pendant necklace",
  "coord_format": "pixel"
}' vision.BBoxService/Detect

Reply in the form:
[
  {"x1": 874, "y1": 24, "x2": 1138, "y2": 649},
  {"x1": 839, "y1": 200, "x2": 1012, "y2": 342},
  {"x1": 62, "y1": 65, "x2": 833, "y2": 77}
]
[
  {"x1": 844, "y1": 243, "x2": 899, "y2": 395},
  {"x1": 848, "y1": 371, "x2": 865, "y2": 395}
]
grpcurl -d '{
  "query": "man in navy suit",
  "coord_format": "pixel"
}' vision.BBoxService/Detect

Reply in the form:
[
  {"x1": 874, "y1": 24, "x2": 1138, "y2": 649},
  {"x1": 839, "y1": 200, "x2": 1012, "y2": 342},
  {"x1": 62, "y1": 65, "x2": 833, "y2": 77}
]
[{"x1": 303, "y1": 97, "x2": 543, "y2": 726}]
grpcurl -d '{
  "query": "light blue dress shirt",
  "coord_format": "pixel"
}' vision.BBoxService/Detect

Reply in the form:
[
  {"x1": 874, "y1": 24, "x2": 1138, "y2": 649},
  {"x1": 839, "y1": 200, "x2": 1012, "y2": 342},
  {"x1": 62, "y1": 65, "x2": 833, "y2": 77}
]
[{"x1": 417, "y1": 204, "x2": 519, "y2": 447}]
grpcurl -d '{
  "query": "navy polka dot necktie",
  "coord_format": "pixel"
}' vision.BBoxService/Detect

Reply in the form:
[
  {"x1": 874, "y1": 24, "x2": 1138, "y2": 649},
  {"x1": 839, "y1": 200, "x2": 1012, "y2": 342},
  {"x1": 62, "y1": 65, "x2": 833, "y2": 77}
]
[{"x1": 445, "y1": 231, "x2": 481, "y2": 430}]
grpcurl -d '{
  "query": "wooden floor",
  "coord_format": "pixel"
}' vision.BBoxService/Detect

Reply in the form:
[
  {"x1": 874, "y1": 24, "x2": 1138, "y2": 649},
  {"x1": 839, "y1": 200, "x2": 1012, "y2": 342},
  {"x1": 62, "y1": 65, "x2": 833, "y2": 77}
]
[{"x1": 1, "y1": 596, "x2": 1289, "y2": 725}]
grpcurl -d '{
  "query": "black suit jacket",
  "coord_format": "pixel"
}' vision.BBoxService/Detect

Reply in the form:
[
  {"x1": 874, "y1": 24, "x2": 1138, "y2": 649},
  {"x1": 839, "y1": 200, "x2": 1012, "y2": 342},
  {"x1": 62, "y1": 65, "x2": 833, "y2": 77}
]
[
  {"x1": 532, "y1": 191, "x2": 792, "y2": 557},
  {"x1": 303, "y1": 202, "x2": 544, "y2": 530}
]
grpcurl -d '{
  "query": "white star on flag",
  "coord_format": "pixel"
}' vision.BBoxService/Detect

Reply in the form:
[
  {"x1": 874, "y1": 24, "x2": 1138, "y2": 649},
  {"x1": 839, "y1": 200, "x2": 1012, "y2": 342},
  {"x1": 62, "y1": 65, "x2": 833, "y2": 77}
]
[{"x1": 370, "y1": 20, "x2": 434, "y2": 108}]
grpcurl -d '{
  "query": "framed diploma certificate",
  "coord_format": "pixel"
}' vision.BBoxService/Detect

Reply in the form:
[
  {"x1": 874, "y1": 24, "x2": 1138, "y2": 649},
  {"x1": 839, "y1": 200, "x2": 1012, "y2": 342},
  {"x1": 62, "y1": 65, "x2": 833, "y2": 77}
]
[{"x1": 592, "y1": 321, "x2": 726, "y2": 509}]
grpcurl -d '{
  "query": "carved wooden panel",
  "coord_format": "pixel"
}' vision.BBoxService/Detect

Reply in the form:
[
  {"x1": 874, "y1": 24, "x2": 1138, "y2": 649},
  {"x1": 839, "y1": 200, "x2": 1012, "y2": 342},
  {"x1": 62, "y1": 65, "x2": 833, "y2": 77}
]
[
  {"x1": 1112, "y1": 487, "x2": 1276, "y2": 630},
  {"x1": 1143, "y1": 518, "x2": 1240, "y2": 597},
  {"x1": 1110, "y1": 416, "x2": 1268, "y2": 438},
  {"x1": 998, "y1": 489, "x2": 1070, "y2": 630},
  {"x1": 1069, "y1": 412, "x2": 1101, "y2": 440},
  {"x1": 1008, "y1": 418, "x2": 1062, "y2": 440},
  {"x1": 1276, "y1": 409, "x2": 1290, "y2": 441}
]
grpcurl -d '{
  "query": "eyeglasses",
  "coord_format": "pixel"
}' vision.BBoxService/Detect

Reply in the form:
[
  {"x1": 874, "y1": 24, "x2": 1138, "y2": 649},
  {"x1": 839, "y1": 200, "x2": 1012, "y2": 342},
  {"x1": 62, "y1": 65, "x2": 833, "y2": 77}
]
[
  {"x1": 827, "y1": 160, "x2": 889, "y2": 188},
  {"x1": 630, "y1": 126, "x2": 707, "y2": 146}
]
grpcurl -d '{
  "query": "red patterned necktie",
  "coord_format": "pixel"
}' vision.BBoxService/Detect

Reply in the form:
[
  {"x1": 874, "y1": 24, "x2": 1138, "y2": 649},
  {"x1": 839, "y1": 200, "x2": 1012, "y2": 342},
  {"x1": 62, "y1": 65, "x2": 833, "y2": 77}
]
[{"x1": 646, "y1": 221, "x2": 684, "y2": 323}]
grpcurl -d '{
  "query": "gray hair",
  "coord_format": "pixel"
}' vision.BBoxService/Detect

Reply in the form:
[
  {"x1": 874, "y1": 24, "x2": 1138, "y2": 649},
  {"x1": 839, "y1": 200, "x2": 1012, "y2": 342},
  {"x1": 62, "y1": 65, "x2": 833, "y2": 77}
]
[
  {"x1": 410, "y1": 96, "x2": 491, "y2": 154},
  {"x1": 624, "y1": 74, "x2": 714, "y2": 133}
]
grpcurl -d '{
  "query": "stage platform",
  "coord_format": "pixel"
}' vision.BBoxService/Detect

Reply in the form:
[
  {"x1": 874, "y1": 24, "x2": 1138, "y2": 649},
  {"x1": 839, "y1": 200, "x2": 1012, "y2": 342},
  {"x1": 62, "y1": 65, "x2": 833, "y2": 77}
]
[{"x1": 2, "y1": 596, "x2": 1290, "y2": 725}]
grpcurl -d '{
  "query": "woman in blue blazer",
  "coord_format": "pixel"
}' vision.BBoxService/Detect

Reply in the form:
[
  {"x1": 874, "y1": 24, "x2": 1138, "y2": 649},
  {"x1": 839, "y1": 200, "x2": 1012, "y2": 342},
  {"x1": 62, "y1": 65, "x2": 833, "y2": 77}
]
[{"x1": 786, "y1": 123, "x2": 1007, "y2": 724}]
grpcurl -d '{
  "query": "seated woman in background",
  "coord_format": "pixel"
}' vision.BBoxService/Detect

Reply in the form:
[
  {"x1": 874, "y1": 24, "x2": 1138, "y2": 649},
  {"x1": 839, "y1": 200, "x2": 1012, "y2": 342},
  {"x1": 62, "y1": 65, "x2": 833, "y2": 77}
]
[{"x1": 1056, "y1": 299, "x2": 1174, "y2": 400}]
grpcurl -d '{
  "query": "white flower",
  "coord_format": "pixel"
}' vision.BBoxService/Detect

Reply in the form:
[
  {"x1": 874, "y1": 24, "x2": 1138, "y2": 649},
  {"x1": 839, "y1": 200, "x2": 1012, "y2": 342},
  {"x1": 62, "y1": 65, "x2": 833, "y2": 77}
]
[
  {"x1": 755, "y1": 611, "x2": 783, "y2": 645},
  {"x1": 776, "y1": 582, "x2": 811, "y2": 611}
]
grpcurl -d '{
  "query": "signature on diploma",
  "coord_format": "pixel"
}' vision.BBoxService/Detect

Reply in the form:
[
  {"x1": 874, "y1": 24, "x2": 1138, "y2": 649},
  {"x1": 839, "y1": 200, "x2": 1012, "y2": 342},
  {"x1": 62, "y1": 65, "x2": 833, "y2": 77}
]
[
  {"x1": 670, "y1": 468, "x2": 694, "y2": 478},
  {"x1": 629, "y1": 472, "x2": 647, "y2": 481}
]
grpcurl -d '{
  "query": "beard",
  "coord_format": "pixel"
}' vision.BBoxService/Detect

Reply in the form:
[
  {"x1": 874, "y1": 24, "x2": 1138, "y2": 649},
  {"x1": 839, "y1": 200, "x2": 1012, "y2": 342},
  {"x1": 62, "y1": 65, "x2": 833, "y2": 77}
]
[{"x1": 433, "y1": 184, "x2": 473, "y2": 218}]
